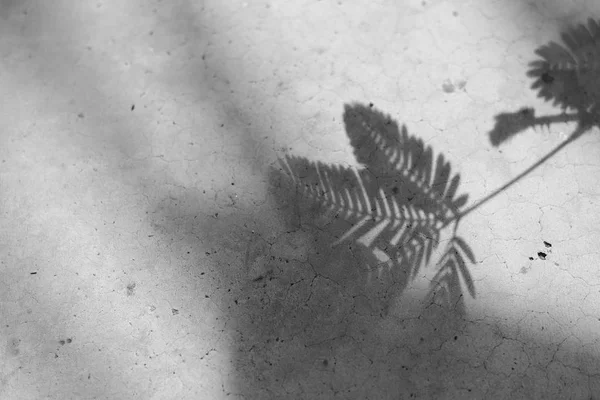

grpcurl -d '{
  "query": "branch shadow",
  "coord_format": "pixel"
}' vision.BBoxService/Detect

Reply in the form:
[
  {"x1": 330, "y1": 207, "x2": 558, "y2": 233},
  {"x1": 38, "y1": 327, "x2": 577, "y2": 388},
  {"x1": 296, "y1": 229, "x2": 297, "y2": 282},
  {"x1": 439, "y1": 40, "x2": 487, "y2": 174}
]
[
  {"x1": 489, "y1": 17, "x2": 600, "y2": 147},
  {"x1": 270, "y1": 103, "x2": 476, "y2": 316}
]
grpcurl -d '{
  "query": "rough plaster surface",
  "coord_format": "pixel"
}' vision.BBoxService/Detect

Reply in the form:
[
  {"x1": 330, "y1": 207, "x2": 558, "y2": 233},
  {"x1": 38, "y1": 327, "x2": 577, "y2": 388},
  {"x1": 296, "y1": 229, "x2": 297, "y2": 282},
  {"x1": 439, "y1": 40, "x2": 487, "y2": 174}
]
[{"x1": 1, "y1": 0, "x2": 600, "y2": 399}]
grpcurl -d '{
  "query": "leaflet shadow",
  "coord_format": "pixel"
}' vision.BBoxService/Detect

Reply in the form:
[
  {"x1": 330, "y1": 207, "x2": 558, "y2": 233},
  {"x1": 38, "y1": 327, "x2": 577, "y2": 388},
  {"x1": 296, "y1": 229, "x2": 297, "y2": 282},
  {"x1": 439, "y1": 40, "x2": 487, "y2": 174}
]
[{"x1": 489, "y1": 17, "x2": 600, "y2": 147}]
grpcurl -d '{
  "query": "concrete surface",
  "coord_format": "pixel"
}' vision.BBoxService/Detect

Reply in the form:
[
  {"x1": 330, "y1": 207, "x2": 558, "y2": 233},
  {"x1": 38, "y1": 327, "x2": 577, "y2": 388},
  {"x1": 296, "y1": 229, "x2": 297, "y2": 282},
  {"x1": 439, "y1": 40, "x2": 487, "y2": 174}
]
[{"x1": 1, "y1": 0, "x2": 600, "y2": 399}]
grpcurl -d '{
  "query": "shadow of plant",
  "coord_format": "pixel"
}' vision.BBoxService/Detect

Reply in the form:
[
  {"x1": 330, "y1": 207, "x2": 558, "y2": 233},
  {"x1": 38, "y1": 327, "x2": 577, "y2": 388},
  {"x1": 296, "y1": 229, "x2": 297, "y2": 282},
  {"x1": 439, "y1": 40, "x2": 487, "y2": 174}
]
[
  {"x1": 274, "y1": 103, "x2": 476, "y2": 315},
  {"x1": 490, "y1": 17, "x2": 600, "y2": 147}
]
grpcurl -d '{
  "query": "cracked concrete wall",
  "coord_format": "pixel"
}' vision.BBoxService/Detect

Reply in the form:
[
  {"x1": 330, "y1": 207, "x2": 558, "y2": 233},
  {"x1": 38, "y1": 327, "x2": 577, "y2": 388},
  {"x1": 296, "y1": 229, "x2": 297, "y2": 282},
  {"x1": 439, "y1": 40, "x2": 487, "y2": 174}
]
[{"x1": 1, "y1": 0, "x2": 600, "y2": 399}]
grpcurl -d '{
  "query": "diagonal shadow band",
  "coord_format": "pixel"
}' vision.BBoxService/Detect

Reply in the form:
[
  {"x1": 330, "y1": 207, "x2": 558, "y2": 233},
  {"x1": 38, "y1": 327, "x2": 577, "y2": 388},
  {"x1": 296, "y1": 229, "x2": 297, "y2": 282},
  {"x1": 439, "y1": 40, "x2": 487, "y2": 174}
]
[{"x1": 273, "y1": 103, "x2": 476, "y2": 315}]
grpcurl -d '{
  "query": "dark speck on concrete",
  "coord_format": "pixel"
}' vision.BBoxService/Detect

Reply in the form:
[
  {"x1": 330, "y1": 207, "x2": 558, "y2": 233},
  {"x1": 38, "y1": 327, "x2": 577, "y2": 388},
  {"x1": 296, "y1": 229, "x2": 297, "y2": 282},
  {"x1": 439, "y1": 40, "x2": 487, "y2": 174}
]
[
  {"x1": 127, "y1": 282, "x2": 136, "y2": 296},
  {"x1": 442, "y1": 80, "x2": 455, "y2": 93},
  {"x1": 541, "y1": 72, "x2": 554, "y2": 84}
]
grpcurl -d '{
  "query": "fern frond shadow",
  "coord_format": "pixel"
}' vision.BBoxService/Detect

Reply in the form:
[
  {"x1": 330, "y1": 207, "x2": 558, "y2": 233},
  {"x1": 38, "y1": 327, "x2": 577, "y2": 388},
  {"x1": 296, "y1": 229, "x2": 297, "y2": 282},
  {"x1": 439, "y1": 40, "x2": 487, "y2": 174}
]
[
  {"x1": 427, "y1": 236, "x2": 476, "y2": 313},
  {"x1": 489, "y1": 18, "x2": 600, "y2": 147},
  {"x1": 529, "y1": 18, "x2": 600, "y2": 113},
  {"x1": 277, "y1": 103, "x2": 475, "y2": 314}
]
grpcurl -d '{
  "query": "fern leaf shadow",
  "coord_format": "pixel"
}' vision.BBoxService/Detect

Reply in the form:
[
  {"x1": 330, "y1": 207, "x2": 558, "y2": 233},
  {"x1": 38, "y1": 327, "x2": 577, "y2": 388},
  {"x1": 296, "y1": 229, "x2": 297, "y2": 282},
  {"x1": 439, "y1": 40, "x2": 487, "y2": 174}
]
[
  {"x1": 270, "y1": 103, "x2": 476, "y2": 315},
  {"x1": 489, "y1": 17, "x2": 600, "y2": 147}
]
